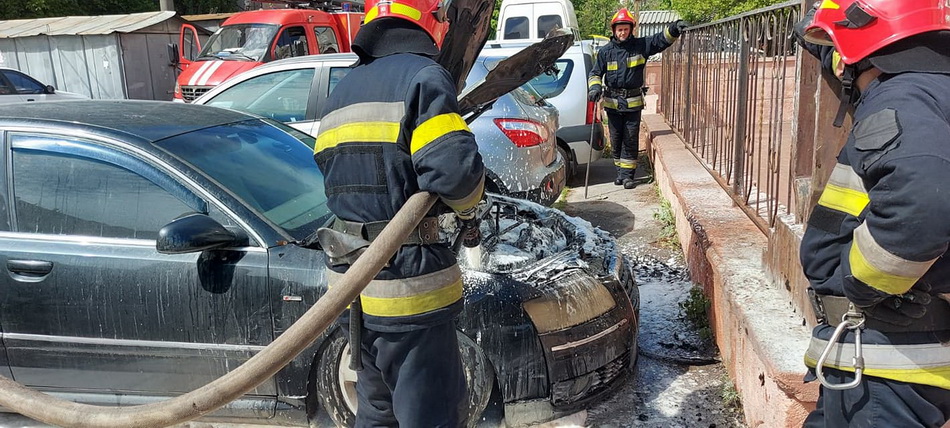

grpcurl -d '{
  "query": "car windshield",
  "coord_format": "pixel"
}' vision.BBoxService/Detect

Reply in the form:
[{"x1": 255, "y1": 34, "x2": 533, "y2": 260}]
[
  {"x1": 154, "y1": 119, "x2": 330, "y2": 241},
  {"x1": 198, "y1": 24, "x2": 279, "y2": 62}
]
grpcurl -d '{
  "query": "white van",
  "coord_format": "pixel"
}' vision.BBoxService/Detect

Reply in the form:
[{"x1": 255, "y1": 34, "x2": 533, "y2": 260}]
[
  {"x1": 495, "y1": 0, "x2": 581, "y2": 42},
  {"x1": 480, "y1": 40, "x2": 604, "y2": 177}
]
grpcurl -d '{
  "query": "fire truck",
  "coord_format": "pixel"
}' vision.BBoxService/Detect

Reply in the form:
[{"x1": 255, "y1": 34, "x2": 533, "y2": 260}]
[{"x1": 173, "y1": 1, "x2": 363, "y2": 102}]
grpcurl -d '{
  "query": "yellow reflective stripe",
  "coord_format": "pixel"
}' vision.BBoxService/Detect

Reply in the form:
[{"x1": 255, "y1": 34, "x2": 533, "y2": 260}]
[
  {"x1": 365, "y1": 3, "x2": 422, "y2": 23},
  {"x1": 602, "y1": 97, "x2": 619, "y2": 109},
  {"x1": 360, "y1": 265, "x2": 461, "y2": 298},
  {"x1": 850, "y1": 223, "x2": 935, "y2": 295},
  {"x1": 614, "y1": 159, "x2": 637, "y2": 169},
  {"x1": 827, "y1": 163, "x2": 864, "y2": 193},
  {"x1": 817, "y1": 183, "x2": 869, "y2": 217},
  {"x1": 819, "y1": 0, "x2": 840, "y2": 10},
  {"x1": 360, "y1": 279, "x2": 463, "y2": 317},
  {"x1": 626, "y1": 95, "x2": 644, "y2": 108},
  {"x1": 443, "y1": 173, "x2": 485, "y2": 213},
  {"x1": 607, "y1": 61, "x2": 618, "y2": 71},
  {"x1": 805, "y1": 339, "x2": 950, "y2": 389},
  {"x1": 588, "y1": 76, "x2": 602, "y2": 87},
  {"x1": 411, "y1": 113, "x2": 470, "y2": 154},
  {"x1": 319, "y1": 101, "x2": 404, "y2": 131},
  {"x1": 315, "y1": 122, "x2": 400, "y2": 153},
  {"x1": 664, "y1": 27, "x2": 675, "y2": 43},
  {"x1": 627, "y1": 55, "x2": 645, "y2": 68}
]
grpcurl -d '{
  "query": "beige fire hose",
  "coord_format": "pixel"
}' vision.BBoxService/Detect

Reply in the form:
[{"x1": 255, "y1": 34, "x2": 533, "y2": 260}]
[{"x1": 0, "y1": 192, "x2": 438, "y2": 428}]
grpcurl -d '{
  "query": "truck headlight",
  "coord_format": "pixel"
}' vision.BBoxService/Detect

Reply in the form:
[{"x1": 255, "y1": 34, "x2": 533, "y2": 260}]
[{"x1": 523, "y1": 270, "x2": 616, "y2": 334}]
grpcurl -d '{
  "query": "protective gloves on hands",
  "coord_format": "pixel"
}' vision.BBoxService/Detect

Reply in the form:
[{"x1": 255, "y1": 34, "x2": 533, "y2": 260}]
[
  {"x1": 587, "y1": 87, "x2": 602, "y2": 102},
  {"x1": 669, "y1": 20, "x2": 689, "y2": 37},
  {"x1": 858, "y1": 283, "x2": 932, "y2": 327}
]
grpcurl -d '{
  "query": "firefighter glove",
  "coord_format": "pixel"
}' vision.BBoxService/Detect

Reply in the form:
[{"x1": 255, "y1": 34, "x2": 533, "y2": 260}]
[
  {"x1": 793, "y1": 2, "x2": 820, "y2": 44},
  {"x1": 669, "y1": 20, "x2": 689, "y2": 37},
  {"x1": 587, "y1": 87, "x2": 602, "y2": 102},
  {"x1": 460, "y1": 218, "x2": 481, "y2": 248},
  {"x1": 858, "y1": 285, "x2": 932, "y2": 327}
]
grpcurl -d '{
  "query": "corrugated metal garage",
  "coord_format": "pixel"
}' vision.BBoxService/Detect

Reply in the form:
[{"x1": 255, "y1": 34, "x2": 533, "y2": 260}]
[{"x1": 0, "y1": 11, "x2": 210, "y2": 100}]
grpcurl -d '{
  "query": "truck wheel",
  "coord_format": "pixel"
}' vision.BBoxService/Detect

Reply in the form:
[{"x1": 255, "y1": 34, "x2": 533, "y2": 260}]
[
  {"x1": 558, "y1": 145, "x2": 576, "y2": 178},
  {"x1": 314, "y1": 329, "x2": 494, "y2": 427}
]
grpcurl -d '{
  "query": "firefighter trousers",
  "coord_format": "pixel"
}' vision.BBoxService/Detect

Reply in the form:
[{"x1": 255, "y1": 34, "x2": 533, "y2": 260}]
[
  {"x1": 355, "y1": 321, "x2": 466, "y2": 427},
  {"x1": 804, "y1": 367, "x2": 950, "y2": 427},
  {"x1": 606, "y1": 109, "x2": 643, "y2": 182}
]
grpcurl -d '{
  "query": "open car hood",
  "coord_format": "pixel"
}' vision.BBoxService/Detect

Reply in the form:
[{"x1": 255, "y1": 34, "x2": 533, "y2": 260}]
[
  {"x1": 457, "y1": 29, "x2": 574, "y2": 117},
  {"x1": 434, "y1": 0, "x2": 494, "y2": 93}
]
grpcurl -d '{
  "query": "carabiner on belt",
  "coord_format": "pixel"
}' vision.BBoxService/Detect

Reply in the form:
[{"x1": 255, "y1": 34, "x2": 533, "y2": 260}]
[{"x1": 815, "y1": 303, "x2": 865, "y2": 390}]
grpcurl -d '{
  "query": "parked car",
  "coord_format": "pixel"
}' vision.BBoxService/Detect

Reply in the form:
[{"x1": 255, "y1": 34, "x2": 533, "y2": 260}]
[
  {"x1": 0, "y1": 100, "x2": 637, "y2": 427},
  {"x1": 192, "y1": 52, "x2": 566, "y2": 206},
  {"x1": 479, "y1": 41, "x2": 604, "y2": 178},
  {"x1": 0, "y1": 68, "x2": 87, "y2": 104}
]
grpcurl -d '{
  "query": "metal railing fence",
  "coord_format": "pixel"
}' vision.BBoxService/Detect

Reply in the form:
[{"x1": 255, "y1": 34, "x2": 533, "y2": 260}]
[{"x1": 660, "y1": 1, "x2": 801, "y2": 233}]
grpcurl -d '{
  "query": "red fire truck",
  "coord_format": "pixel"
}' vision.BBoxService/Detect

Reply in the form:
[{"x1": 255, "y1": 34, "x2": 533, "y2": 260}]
[{"x1": 173, "y1": 4, "x2": 363, "y2": 102}]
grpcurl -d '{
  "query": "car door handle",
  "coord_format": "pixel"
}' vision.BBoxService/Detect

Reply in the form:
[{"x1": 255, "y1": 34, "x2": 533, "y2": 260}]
[
  {"x1": 25, "y1": 98, "x2": 35, "y2": 102},
  {"x1": 7, "y1": 259, "x2": 53, "y2": 275}
]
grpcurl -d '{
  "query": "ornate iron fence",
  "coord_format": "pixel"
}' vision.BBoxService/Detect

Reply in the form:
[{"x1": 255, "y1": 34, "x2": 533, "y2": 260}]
[{"x1": 660, "y1": 1, "x2": 801, "y2": 233}]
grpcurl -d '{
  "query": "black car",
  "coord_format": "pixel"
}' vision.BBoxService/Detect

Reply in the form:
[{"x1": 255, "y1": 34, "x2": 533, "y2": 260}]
[{"x1": 0, "y1": 101, "x2": 638, "y2": 427}]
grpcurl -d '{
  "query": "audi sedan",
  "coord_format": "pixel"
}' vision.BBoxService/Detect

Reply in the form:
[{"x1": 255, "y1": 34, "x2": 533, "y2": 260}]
[{"x1": 0, "y1": 101, "x2": 637, "y2": 427}]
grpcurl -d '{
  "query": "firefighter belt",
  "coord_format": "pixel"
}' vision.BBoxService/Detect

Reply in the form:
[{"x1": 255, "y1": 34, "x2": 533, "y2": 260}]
[{"x1": 810, "y1": 292, "x2": 950, "y2": 333}]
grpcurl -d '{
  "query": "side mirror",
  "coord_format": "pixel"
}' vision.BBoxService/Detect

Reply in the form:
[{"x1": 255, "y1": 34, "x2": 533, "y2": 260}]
[
  {"x1": 167, "y1": 43, "x2": 180, "y2": 66},
  {"x1": 156, "y1": 213, "x2": 247, "y2": 254},
  {"x1": 44, "y1": 85, "x2": 55, "y2": 94}
]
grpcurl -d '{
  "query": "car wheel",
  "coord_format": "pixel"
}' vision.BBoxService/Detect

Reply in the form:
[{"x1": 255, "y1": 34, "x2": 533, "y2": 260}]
[
  {"x1": 314, "y1": 329, "x2": 494, "y2": 427},
  {"x1": 557, "y1": 145, "x2": 576, "y2": 178}
]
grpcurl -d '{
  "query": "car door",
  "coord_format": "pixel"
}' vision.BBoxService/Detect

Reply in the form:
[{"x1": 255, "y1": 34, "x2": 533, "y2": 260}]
[
  {"x1": 0, "y1": 131, "x2": 277, "y2": 418},
  {"x1": 200, "y1": 66, "x2": 322, "y2": 135}
]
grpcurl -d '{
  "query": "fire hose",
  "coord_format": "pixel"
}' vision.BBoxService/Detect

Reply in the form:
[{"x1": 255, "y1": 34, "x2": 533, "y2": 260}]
[{"x1": 0, "y1": 192, "x2": 438, "y2": 428}]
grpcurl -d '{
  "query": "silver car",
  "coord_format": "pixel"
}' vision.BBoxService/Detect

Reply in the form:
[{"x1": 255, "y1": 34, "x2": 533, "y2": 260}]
[
  {"x1": 0, "y1": 68, "x2": 87, "y2": 104},
  {"x1": 192, "y1": 53, "x2": 566, "y2": 206}
]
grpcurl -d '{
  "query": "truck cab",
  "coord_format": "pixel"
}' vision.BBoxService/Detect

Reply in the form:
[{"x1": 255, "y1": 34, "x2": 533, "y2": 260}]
[
  {"x1": 174, "y1": 8, "x2": 363, "y2": 102},
  {"x1": 495, "y1": 0, "x2": 580, "y2": 42}
]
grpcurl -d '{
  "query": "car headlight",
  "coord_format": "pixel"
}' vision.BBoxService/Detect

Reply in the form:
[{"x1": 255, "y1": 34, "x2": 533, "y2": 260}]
[{"x1": 523, "y1": 270, "x2": 616, "y2": 334}]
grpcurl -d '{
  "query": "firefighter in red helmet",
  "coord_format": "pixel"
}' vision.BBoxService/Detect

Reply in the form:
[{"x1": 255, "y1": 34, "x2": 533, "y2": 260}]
[
  {"x1": 587, "y1": 9, "x2": 687, "y2": 188},
  {"x1": 312, "y1": 0, "x2": 485, "y2": 425},
  {"x1": 794, "y1": 0, "x2": 950, "y2": 426}
]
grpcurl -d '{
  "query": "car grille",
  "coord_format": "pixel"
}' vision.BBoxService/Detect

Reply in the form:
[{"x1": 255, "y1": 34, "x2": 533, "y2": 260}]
[
  {"x1": 550, "y1": 351, "x2": 631, "y2": 407},
  {"x1": 181, "y1": 86, "x2": 213, "y2": 103}
]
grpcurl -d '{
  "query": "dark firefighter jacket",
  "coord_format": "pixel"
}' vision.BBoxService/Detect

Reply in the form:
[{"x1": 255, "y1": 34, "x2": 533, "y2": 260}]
[
  {"x1": 800, "y1": 72, "x2": 950, "y2": 389},
  {"x1": 313, "y1": 52, "x2": 485, "y2": 332},
  {"x1": 588, "y1": 29, "x2": 677, "y2": 112}
]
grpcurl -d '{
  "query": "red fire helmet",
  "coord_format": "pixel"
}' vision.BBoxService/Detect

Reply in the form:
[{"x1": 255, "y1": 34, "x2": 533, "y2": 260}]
[
  {"x1": 611, "y1": 8, "x2": 636, "y2": 29},
  {"x1": 363, "y1": 0, "x2": 452, "y2": 47},
  {"x1": 803, "y1": 0, "x2": 950, "y2": 64}
]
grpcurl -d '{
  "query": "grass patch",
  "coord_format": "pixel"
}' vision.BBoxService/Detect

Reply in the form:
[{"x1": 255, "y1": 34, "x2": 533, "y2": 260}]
[
  {"x1": 551, "y1": 186, "x2": 570, "y2": 211},
  {"x1": 721, "y1": 377, "x2": 743, "y2": 413},
  {"x1": 679, "y1": 285, "x2": 713, "y2": 340},
  {"x1": 651, "y1": 186, "x2": 680, "y2": 249}
]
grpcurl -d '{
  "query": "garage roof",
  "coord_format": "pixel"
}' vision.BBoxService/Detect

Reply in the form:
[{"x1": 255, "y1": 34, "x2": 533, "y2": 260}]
[
  {"x1": 637, "y1": 10, "x2": 681, "y2": 25},
  {"x1": 0, "y1": 11, "x2": 176, "y2": 39}
]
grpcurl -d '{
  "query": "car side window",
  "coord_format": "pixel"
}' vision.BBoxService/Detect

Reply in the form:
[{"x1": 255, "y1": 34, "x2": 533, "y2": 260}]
[
  {"x1": 528, "y1": 58, "x2": 573, "y2": 99},
  {"x1": 328, "y1": 66, "x2": 351, "y2": 96},
  {"x1": 205, "y1": 68, "x2": 315, "y2": 122},
  {"x1": 11, "y1": 136, "x2": 198, "y2": 241},
  {"x1": 0, "y1": 75, "x2": 14, "y2": 95},
  {"x1": 314, "y1": 27, "x2": 339, "y2": 53},
  {"x1": 274, "y1": 26, "x2": 308, "y2": 60},
  {"x1": 3, "y1": 70, "x2": 44, "y2": 94},
  {"x1": 537, "y1": 15, "x2": 562, "y2": 38},
  {"x1": 503, "y1": 16, "x2": 529, "y2": 39}
]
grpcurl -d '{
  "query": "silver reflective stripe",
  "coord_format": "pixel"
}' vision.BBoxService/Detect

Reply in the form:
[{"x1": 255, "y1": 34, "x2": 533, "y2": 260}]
[
  {"x1": 806, "y1": 337, "x2": 950, "y2": 369},
  {"x1": 827, "y1": 163, "x2": 865, "y2": 193},
  {"x1": 442, "y1": 173, "x2": 485, "y2": 212},
  {"x1": 852, "y1": 223, "x2": 936, "y2": 289},
  {"x1": 327, "y1": 264, "x2": 461, "y2": 298},
  {"x1": 320, "y1": 101, "x2": 405, "y2": 131}
]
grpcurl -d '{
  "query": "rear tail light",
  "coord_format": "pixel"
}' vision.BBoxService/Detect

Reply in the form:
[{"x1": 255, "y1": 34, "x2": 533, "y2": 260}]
[
  {"x1": 493, "y1": 118, "x2": 549, "y2": 148},
  {"x1": 586, "y1": 101, "x2": 601, "y2": 124}
]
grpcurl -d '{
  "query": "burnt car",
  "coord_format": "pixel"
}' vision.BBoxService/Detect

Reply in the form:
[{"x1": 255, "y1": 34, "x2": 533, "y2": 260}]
[{"x1": 0, "y1": 101, "x2": 638, "y2": 427}]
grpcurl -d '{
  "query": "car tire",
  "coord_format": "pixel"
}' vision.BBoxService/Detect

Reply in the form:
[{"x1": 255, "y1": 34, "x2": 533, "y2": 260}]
[
  {"x1": 557, "y1": 145, "x2": 576, "y2": 178},
  {"x1": 314, "y1": 328, "x2": 494, "y2": 427}
]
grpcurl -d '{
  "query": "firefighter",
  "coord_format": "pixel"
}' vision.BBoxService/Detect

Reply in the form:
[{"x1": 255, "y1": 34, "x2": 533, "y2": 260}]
[
  {"x1": 588, "y1": 9, "x2": 687, "y2": 189},
  {"x1": 794, "y1": 1, "x2": 950, "y2": 426},
  {"x1": 311, "y1": 0, "x2": 485, "y2": 424}
]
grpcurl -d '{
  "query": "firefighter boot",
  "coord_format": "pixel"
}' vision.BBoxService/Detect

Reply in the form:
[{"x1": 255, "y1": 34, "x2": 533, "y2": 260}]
[
  {"x1": 623, "y1": 178, "x2": 636, "y2": 189},
  {"x1": 614, "y1": 178, "x2": 624, "y2": 185}
]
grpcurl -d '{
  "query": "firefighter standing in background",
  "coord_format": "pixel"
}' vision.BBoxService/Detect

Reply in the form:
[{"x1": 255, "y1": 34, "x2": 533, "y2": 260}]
[
  {"x1": 312, "y1": 0, "x2": 485, "y2": 424},
  {"x1": 794, "y1": 1, "x2": 950, "y2": 426},
  {"x1": 587, "y1": 9, "x2": 687, "y2": 189}
]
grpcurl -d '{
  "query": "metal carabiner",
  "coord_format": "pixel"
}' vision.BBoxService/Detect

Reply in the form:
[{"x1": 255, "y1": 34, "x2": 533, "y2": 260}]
[{"x1": 815, "y1": 304, "x2": 866, "y2": 390}]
